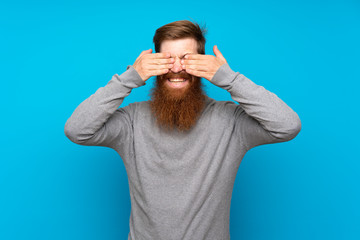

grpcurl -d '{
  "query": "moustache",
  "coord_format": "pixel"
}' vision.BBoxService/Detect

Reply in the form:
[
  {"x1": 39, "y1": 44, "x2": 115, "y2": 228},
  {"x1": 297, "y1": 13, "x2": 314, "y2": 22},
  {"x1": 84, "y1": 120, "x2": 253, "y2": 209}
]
[{"x1": 161, "y1": 70, "x2": 192, "y2": 80}]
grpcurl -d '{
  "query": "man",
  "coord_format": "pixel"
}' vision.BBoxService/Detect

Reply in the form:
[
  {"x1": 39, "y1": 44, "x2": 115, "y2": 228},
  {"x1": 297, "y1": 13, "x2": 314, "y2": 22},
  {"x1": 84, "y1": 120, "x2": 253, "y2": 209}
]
[{"x1": 64, "y1": 20, "x2": 301, "y2": 240}]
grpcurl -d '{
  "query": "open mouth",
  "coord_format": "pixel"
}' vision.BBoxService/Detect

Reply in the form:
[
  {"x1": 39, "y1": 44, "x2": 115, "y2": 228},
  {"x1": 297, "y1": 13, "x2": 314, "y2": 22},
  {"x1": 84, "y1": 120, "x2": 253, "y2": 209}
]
[
  {"x1": 166, "y1": 78, "x2": 189, "y2": 88},
  {"x1": 167, "y1": 78, "x2": 187, "y2": 82}
]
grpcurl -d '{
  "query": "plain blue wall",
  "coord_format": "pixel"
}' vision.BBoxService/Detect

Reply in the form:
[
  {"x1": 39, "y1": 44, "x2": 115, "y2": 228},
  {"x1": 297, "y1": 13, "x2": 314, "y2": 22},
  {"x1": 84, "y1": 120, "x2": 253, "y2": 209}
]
[{"x1": 1, "y1": 0, "x2": 359, "y2": 239}]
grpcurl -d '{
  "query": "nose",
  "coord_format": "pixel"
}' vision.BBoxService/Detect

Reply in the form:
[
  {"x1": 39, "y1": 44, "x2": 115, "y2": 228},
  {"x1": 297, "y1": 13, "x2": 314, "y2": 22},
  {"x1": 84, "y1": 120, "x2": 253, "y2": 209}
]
[{"x1": 170, "y1": 56, "x2": 183, "y2": 73}]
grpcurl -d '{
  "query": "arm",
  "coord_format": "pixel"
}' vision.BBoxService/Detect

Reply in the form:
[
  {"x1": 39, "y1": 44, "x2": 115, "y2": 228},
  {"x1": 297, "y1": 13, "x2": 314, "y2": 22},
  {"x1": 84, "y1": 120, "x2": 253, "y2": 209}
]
[
  {"x1": 64, "y1": 50, "x2": 174, "y2": 148},
  {"x1": 211, "y1": 63, "x2": 301, "y2": 149},
  {"x1": 64, "y1": 65, "x2": 145, "y2": 147},
  {"x1": 183, "y1": 46, "x2": 301, "y2": 150}
]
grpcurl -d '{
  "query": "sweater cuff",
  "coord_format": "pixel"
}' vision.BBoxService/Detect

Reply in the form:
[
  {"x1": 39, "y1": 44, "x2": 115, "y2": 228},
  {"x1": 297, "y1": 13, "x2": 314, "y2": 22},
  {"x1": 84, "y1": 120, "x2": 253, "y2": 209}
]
[
  {"x1": 113, "y1": 65, "x2": 146, "y2": 89},
  {"x1": 210, "y1": 63, "x2": 239, "y2": 91}
]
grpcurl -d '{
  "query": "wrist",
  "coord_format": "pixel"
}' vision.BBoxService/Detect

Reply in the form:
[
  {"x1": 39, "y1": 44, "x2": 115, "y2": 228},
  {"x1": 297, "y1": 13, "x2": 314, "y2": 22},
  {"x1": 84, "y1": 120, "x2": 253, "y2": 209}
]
[
  {"x1": 120, "y1": 65, "x2": 146, "y2": 88},
  {"x1": 210, "y1": 63, "x2": 238, "y2": 90}
]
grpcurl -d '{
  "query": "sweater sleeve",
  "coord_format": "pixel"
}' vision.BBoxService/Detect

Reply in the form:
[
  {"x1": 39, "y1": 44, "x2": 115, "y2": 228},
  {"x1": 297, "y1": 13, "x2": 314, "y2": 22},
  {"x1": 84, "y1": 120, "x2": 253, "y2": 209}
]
[
  {"x1": 211, "y1": 63, "x2": 301, "y2": 150},
  {"x1": 64, "y1": 65, "x2": 145, "y2": 148}
]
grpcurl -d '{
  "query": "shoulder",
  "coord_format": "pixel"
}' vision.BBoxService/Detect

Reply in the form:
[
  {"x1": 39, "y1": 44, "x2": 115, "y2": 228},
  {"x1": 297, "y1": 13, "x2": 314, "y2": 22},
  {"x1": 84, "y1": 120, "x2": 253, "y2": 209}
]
[
  {"x1": 199, "y1": 96, "x2": 246, "y2": 134},
  {"x1": 204, "y1": 96, "x2": 245, "y2": 119},
  {"x1": 113, "y1": 100, "x2": 150, "y2": 119}
]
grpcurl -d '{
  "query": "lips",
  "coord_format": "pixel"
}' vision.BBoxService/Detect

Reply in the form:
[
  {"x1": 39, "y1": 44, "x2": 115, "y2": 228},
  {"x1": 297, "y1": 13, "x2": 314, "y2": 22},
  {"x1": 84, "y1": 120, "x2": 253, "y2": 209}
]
[
  {"x1": 163, "y1": 71, "x2": 191, "y2": 81},
  {"x1": 165, "y1": 78, "x2": 189, "y2": 89},
  {"x1": 161, "y1": 71, "x2": 191, "y2": 89},
  {"x1": 168, "y1": 78, "x2": 187, "y2": 82}
]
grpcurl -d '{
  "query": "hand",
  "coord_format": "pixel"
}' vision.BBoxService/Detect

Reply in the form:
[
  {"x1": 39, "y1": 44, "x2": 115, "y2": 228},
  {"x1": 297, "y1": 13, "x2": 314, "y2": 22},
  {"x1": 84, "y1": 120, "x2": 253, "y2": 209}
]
[
  {"x1": 133, "y1": 49, "x2": 174, "y2": 81},
  {"x1": 181, "y1": 45, "x2": 227, "y2": 81}
]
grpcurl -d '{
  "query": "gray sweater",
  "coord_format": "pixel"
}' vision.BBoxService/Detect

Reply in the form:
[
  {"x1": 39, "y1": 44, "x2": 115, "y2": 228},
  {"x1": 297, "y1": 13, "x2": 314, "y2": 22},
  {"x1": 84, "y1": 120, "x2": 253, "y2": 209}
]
[{"x1": 64, "y1": 63, "x2": 301, "y2": 240}]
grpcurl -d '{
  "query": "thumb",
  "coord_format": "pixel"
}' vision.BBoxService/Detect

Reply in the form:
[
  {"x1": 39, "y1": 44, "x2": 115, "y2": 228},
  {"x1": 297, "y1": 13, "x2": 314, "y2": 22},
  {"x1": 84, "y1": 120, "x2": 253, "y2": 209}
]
[
  {"x1": 213, "y1": 45, "x2": 225, "y2": 60},
  {"x1": 139, "y1": 48, "x2": 153, "y2": 57}
]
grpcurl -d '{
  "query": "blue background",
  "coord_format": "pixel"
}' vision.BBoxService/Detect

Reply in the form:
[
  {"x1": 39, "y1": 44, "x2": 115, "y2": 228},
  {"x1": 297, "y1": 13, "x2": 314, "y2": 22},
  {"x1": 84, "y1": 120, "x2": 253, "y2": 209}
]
[{"x1": 1, "y1": 0, "x2": 359, "y2": 239}]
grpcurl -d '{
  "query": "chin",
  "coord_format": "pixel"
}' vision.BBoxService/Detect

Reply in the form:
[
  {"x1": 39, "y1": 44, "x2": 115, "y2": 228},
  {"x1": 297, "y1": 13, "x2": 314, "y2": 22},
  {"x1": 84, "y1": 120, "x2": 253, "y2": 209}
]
[{"x1": 164, "y1": 86, "x2": 189, "y2": 100}]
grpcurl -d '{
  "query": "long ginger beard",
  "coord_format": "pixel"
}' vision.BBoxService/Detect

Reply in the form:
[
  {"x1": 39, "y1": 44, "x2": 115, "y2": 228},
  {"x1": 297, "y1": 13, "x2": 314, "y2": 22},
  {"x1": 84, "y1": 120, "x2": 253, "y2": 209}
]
[{"x1": 150, "y1": 71, "x2": 206, "y2": 132}]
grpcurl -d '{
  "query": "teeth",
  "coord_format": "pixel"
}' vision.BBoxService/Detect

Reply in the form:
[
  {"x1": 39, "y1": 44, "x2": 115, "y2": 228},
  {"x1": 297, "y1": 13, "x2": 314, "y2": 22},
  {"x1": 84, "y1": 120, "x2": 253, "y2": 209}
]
[{"x1": 169, "y1": 78, "x2": 186, "y2": 82}]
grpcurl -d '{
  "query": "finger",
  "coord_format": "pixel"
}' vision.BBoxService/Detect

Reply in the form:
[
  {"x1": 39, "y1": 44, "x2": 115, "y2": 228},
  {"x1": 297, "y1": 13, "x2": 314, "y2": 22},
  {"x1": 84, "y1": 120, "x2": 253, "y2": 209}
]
[
  {"x1": 183, "y1": 64, "x2": 208, "y2": 72},
  {"x1": 149, "y1": 68, "x2": 169, "y2": 76},
  {"x1": 139, "y1": 49, "x2": 152, "y2": 57},
  {"x1": 147, "y1": 63, "x2": 174, "y2": 70},
  {"x1": 184, "y1": 54, "x2": 209, "y2": 60},
  {"x1": 184, "y1": 68, "x2": 206, "y2": 78},
  {"x1": 148, "y1": 58, "x2": 175, "y2": 65},
  {"x1": 185, "y1": 68, "x2": 212, "y2": 81},
  {"x1": 147, "y1": 52, "x2": 171, "y2": 59},
  {"x1": 213, "y1": 45, "x2": 226, "y2": 61},
  {"x1": 181, "y1": 59, "x2": 207, "y2": 65}
]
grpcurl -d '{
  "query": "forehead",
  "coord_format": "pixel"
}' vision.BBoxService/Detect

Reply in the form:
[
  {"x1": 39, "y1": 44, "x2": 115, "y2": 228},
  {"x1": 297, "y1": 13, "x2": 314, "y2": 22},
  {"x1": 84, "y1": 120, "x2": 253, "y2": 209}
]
[{"x1": 160, "y1": 38, "x2": 198, "y2": 56}]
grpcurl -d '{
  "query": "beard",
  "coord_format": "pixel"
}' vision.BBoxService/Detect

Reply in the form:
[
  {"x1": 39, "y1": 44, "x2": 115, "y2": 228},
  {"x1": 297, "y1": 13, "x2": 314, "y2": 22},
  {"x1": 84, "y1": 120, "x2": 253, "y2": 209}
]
[{"x1": 149, "y1": 71, "x2": 206, "y2": 132}]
